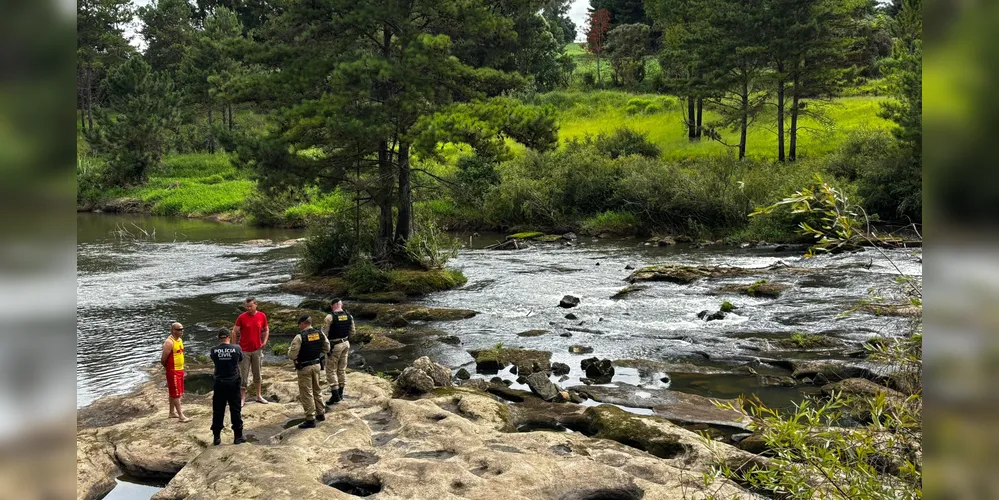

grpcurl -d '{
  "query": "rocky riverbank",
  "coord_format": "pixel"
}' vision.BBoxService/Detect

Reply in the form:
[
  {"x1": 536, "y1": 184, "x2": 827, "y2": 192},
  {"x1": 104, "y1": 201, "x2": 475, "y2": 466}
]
[{"x1": 78, "y1": 363, "x2": 767, "y2": 500}]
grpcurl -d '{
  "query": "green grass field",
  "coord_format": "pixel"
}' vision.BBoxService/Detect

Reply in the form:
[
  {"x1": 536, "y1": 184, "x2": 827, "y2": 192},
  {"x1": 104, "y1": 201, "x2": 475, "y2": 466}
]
[{"x1": 541, "y1": 90, "x2": 889, "y2": 160}]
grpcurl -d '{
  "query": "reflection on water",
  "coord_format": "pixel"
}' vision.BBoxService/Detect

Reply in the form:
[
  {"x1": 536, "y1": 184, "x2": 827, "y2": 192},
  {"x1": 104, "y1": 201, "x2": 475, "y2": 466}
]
[
  {"x1": 76, "y1": 214, "x2": 305, "y2": 408},
  {"x1": 98, "y1": 475, "x2": 166, "y2": 500}
]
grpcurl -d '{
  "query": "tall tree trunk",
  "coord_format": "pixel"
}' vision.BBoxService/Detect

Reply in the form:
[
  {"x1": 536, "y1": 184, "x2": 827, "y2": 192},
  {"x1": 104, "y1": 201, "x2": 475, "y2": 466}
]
[
  {"x1": 227, "y1": 103, "x2": 233, "y2": 131},
  {"x1": 376, "y1": 141, "x2": 394, "y2": 259},
  {"x1": 394, "y1": 142, "x2": 412, "y2": 246},
  {"x1": 789, "y1": 71, "x2": 799, "y2": 161},
  {"x1": 596, "y1": 55, "x2": 601, "y2": 86},
  {"x1": 207, "y1": 102, "x2": 215, "y2": 154},
  {"x1": 86, "y1": 67, "x2": 94, "y2": 132},
  {"x1": 696, "y1": 97, "x2": 703, "y2": 139},
  {"x1": 739, "y1": 78, "x2": 748, "y2": 160},
  {"x1": 687, "y1": 96, "x2": 696, "y2": 141},
  {"x1": 776, "y1": 61, "x2": 786, "y2": 162},
  {"x1": 355, "y1": 160, "x2": 361, "y2": 258}
]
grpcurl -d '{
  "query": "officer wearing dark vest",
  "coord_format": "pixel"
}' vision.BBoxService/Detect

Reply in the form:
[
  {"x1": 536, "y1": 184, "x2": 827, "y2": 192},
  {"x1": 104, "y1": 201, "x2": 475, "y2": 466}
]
[
  {"x1": 287, "y1": 314, "x2": 330, "y2": 428},
  {"x1": 209, "y1": 328, "x2": 246, "y2": 445},
  {"x1": 323, "y1": 297, "x2": 354, "y2": 406}
]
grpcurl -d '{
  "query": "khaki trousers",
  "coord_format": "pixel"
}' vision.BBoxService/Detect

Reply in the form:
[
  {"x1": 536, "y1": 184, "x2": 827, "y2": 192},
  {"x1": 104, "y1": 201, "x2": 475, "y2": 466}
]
[
  {"x1": 296, "y1": 363, "x2": 324, "y2": 420},
  {"x1": 325, "y1": 341, "x2": 349, "y2": 387}
]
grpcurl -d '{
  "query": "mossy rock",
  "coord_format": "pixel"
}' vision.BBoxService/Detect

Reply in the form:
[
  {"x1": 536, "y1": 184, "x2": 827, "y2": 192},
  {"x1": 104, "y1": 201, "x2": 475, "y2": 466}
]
[
  {"x1": 359, "y1": 335, "x2": 406, "y2": 351},
  {"x1": 506, "y1": 232, "x2": 544, "y2": 240},
  {"x1": 468, "y1": 348, "x2": 551, "y2": 375},
  {"x1": 611, "y1": 284, "x2": 647, "y2": 299},
  {"x1": 770, "y1": 333, "x2": 841, "y2": 349},
  {"x1": 582, "y1": 405, "x2": 691, "y2": 460},
  {"x1": 296, "y1": 299, "x2": 329, "y2": 312},
  {"x1": 279, "y1": 276, "x2": 350, "y2": 296},
  {"x1": 860, "y1": 303, "x2": 922, "y2": 317},
  {"x1": 716, "y1": 281, "x2": 791, "y2": 298},
  {"x1": 516, "y1": 330, "x2": 549, "y2": 337},
  {"x1": 537, "y1": 234, "x2": 564, "y2": 243},
  {"x1": 346, "y1": 302, "x2": 477, "y2": 324},
  {"x1": 384, "y1": 269, "x2": 468, "y2": 295},
  {"x1": 627, "y1": 265, "x2": 749, "y2": 284}
]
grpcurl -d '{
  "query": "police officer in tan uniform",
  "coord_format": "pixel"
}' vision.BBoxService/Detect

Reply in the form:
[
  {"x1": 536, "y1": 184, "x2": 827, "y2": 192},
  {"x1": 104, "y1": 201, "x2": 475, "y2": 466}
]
[
  {"x1": 323, "y1": 298, "x2": 354, "y2": 406},
  {"x1": 288, "y1": 314, "x2": 330, "y2": 429}
]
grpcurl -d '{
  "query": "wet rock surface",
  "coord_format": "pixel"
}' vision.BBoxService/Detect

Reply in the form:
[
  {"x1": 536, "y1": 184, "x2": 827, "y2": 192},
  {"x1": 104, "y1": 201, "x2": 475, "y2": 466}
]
[
  {"x1": 77, "y1": 363, "x2": 763, "y2": 500},
  {"x1": 571, "y1": 383, "x2": 753, "y2": 430}
]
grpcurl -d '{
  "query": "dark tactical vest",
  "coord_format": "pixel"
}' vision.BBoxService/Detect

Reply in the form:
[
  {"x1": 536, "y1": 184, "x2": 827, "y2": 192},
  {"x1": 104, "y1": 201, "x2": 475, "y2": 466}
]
[
  {"x1": 297, "y1": 328, "x2": 323, "y2": 364},
  {"x1": 328, "y1": 310, "x2": 353, "y2": 340}
]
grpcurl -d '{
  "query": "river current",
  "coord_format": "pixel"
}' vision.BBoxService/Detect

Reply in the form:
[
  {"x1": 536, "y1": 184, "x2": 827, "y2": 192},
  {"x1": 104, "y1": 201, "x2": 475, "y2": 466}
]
[{"x1": 77, "y1": 213, "x2": 921, "y2": 408}]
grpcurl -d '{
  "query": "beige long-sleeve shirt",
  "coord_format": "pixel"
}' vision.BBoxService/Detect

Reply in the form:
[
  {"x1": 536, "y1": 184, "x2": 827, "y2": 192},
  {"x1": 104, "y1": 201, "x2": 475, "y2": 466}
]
[{"x1": 287, "y1": 328, "x2": 331, "y2": 361}]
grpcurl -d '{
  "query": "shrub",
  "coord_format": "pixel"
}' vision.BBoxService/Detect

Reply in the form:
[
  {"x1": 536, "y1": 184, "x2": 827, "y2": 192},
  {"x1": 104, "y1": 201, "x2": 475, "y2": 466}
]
[
  {"x1": 403, "y1": 222, "x2": 461, "y2": 270},
  {"x1": 244, "y1": 188, "x2": 299, "y2": 227},
  {"x1": 593, "y1": 127, "x2": 661, "y2": 159},
  {"x1": 270, "y1": 343, "x2": 289, "y2": 356},
  {"x1": 825, "y1": 129, "x2": 897, "y2": 182},
  {"x1": 720, "y1": 301, "x2": 735, "y2": 313},
  {"x1": 344, "y1": 256, "x2": 390, "y2": 294},
  {"x1": 581, "y1": 72, "x2": 597, "y2": 87},
  {"x1": 299, "y1": 210, "x2": 377, "y2": 275},
  {"x1": 581, "y1": 211, "x2": 638, "y2": 235}
]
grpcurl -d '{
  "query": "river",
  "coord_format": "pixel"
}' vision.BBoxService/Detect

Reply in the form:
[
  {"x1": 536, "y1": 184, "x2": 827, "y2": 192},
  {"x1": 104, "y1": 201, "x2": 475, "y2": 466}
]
[{"x1": 77, "y1": 213, "x2": 922, "y2": 410}]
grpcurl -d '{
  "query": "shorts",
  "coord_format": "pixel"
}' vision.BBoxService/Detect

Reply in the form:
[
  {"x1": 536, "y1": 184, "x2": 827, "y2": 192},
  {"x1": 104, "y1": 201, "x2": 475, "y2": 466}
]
[
  {"x1": 239, "y1": 349, "x2": 263, "y2": 388},
  {"x1": 167, "y1": 369, "x2": 184, "y2": 398}
]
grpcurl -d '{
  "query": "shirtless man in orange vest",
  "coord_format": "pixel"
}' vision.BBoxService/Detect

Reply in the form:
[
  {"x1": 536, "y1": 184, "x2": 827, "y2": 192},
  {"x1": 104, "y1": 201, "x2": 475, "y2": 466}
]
[{"x1": 161, "y1": 322, "x2": 192, "y2": 423}]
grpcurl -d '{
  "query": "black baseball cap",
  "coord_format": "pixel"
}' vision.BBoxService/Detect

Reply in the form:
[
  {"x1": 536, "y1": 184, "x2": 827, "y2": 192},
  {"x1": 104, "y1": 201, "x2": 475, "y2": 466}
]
[
  {"x1": 298, "y1": 314, "x2": 312, "y2": 324},
  {"x1": 217, "y1": 328, "x2": 230, "y2": 338},
  {"x1": 330, "y1": 297, "x2": 342, "y2": 304}
]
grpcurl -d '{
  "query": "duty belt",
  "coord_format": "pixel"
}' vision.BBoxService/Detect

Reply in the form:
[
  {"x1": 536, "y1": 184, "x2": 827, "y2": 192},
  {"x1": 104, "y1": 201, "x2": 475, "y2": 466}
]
[
  {"x1": 296, "y1": 358, "x2": 322, "y2": 370},
  {"x1": 330, "y1": 337, "x2": 348, "y2": 344}
]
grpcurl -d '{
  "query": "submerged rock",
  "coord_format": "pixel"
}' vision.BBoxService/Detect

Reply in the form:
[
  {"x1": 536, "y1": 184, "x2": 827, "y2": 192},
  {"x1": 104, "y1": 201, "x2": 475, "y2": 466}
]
[
  {"x1": 515, "y1": 329, "x2": 548, "y2": 337},
  {"x1": 611, "y1": 284, "x2": 647, "y2": 299},
  {"x1": 716, "y1": 281, "x2": 791, "y2": 298},
  {"x1": 564, "y1": 313, "x2": 578, "y2": 320},
  {"x1": 551, "y1": 362, "x2": 570, "y2": 376},
  {"x1": 569, "y1": 345, "x2": 594, "y2": 355},
  {"x1": 627, "y1": 262, "x2": 804, "y2": 285}
]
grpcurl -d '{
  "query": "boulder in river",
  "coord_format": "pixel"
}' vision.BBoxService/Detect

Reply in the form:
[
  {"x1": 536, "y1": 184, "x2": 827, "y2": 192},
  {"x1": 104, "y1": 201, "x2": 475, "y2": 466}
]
[
  {"x1": 559, "y1": 295, "x2": 581, "y2": 308},
  {"x1": 525, "y1": 372, "x2": 562, "y2": 402},
  {"x1": 569, "y1": 345, "x2": 594, "y2": 355},
  {"x1": 580, "y1": 358, "x2": 615, "y2": 382},
  {"x1": 468, "y1": 347, "x2": 551, "y2": 375},
  {"x1": 397, "y1": 356, "x2": 452, "y2": 394},
  {"x1": 455, "y1": 368, "x2": 471, "y2": 380},
  {"x1": 564, "y1": 313, "x2": 578, "y2": 320},
  {"x1": 626, "y1": 262, "x2": 804, "y2": 285},
  {"x1": 611, "y1": 284, "x2": 647, "y2": 299},
  {"x1": 552, "y1": 362, "x2": 570, "y2": 376},
  {"x1": 716, "y1": 280, "x2": 791, "y2": 298},
  {"x1": 438, "y1": 335, "x2": 461, "y2": 345}
]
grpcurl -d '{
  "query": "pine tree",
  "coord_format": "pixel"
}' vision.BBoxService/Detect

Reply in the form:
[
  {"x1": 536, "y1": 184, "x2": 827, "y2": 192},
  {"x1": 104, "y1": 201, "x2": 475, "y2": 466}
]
[
  {"x1": 77, "y1": 0, "x2": 134, "y2": 133},
  {"x1": 137, "y1": 0, "x2": 196, "y2": 76}
]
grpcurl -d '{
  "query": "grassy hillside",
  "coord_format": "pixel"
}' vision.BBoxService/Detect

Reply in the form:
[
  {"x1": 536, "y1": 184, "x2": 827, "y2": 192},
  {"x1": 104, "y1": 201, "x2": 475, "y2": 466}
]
[{"x1": 538, "y1": 91, "x2": 890, "y2": 160}]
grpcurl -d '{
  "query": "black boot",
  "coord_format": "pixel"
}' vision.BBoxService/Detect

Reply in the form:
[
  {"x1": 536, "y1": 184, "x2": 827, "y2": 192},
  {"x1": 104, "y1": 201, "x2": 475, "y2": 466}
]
[
  {"x1": 316, "y1": 413, "x2": 326, "y2": 422},
  {"x1": 212, "y1": 433, "x2": 221, "y2": 446},
  {"x1": 325, "y1": 385, "x2": 340, "y2": 406},
  {"x1": 338, "y1": 386, "x2": 345, "y2": 401},
  {"x1": 233, "y1": 429, "x2": 246, "y2": 444},
  {"x1": 298, "y1": 419, "x2": 316, "y2": 429}
]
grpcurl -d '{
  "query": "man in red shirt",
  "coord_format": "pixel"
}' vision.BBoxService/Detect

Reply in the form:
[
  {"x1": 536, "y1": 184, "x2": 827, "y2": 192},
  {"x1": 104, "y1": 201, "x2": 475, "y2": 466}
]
[{"x1": 233, "y1": 296, "x2": 269, "y2": 406}]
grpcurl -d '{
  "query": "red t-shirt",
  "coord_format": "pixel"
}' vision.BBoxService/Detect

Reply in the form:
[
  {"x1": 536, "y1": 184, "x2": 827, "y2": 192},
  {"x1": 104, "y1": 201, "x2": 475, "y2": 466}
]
[{"x1": 235, "y1": 311, "x2": 268, "y2": 352}]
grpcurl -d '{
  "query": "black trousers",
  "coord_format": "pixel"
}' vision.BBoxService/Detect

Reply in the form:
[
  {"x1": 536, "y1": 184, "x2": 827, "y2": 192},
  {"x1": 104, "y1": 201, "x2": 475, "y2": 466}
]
[{"x1": 211, "y1": 379, "x2": 243, "y2": 434}]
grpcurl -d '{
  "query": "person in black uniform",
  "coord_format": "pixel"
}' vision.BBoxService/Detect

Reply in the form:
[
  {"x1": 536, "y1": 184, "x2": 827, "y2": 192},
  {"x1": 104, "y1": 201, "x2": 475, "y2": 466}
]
[
  {"x1": 288, "y1": 314, "x2": 330, "y2": 429},
  {"x1": 210, "y1": 328, "x2": 246, "y2": 445},
  {"x1": 322, "y1": 298, "x2": 354, "y2": 406}
]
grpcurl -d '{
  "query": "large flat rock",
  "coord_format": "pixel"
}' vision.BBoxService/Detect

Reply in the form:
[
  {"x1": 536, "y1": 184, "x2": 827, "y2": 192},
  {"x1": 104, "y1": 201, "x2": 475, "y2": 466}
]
[{"x1": 572, "y1": 383, "x2": 753, "y2": 430}]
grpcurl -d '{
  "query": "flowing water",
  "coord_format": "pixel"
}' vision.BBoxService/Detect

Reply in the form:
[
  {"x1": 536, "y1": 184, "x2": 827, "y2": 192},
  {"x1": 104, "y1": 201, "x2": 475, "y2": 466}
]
[{"x1": 77, "y1": 214, "x2": 922, "y2": 410}]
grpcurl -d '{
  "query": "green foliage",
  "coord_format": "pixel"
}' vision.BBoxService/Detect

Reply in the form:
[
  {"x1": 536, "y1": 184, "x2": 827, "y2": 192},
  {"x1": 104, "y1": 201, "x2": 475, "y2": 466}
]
[
  {"x1": 403, "y1": 222, "x2": 461, "y2": 270},
  {"x1": 604, "y1": 24, "x2": 650, "y2": 86},
  {"x1": 592, "y1": 127, "x2": 661, "y2": 159},
  {"x1": 789, "y1": 332, "x2": 824, "y2": 348},
  {"x1": 137, "y1": 0, "x2": 195, "y2": 75},
  {"x1": 720, "y1": 301, "x2": 735, "y2": 313},
  {"x1": 299, "y1": 211, "x2": 377, "y2": 276},
  {"x1": 344, "y1": 257, "x2": 390, "y2": 295},
  {"x1": 747, "y1": 279, "x2": 769, "y2": 296},
  {"x1": 751, "y1": 176, "x2": 888, "y2": 256},
  {"x1": 270, "y1": 343, "x2": 289, "y2": 356},
  {"x1": 581, "y1": 211, "x2": 638, "y2": 235},
  {"x1": 86, "y1": 57, "x2": 181, "y2": 185}
]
